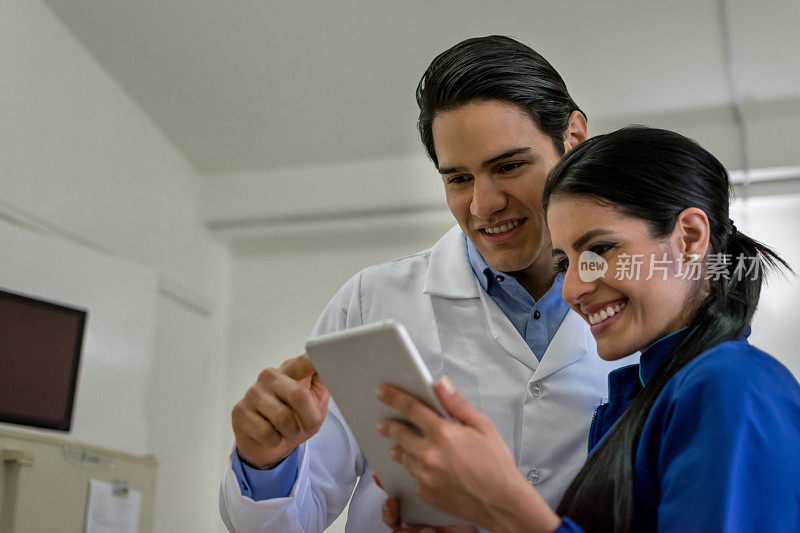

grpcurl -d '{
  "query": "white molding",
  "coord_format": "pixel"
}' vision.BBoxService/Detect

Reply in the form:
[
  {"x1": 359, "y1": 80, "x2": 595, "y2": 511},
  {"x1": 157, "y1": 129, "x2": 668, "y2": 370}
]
[
  {"x1": 0, "y1": 198, "x2": 215, "y2": 316},
  {"x1": 200, "y1": 155, "x2": 444, "y2": 225},
  {"x1": 203, "y1": 163, "x2": 800, "y2": 245}
]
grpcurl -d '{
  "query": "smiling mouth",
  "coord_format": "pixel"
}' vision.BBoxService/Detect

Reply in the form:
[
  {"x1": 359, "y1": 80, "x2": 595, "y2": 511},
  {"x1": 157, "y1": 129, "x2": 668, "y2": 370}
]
[
  {"x1": 587, "y1": 300, "x2": 627, "y2": 325},
  {"x1": 480, "y1": 218, "x2": 525, "y2": 235}
]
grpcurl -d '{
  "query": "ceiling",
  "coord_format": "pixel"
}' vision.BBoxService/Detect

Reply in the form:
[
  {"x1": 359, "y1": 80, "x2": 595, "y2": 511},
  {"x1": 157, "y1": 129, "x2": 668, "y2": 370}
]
[{"x1": 44, "y1": 0, "x2": 800, "y2": 176}]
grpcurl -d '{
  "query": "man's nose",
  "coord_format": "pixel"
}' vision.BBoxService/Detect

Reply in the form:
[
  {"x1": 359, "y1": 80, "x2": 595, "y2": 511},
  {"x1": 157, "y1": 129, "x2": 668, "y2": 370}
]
[{"x1": 470, "y1": 177, "x2": 506, "y2": 218}]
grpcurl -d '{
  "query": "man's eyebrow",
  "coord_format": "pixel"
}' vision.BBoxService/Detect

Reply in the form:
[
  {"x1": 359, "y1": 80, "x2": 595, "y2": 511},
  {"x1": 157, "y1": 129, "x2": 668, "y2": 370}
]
[
  {"x1": 572, "y1": 229, "x2": 615, "y2": 251},
  {"x1": 484, "y1": 147, "x2": 532, "y2": 166},
  {"x1": 437, "y1": 147, "x2": 532, "y2": 175}
]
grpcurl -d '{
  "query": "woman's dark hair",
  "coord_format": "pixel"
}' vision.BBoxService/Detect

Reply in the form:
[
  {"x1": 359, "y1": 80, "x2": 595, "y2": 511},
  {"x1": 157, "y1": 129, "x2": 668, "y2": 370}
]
[
  {"x1": 543, "y1": 126, "x2": 791, "y2": 532},
  {"x1": 416, "y1": 35, "x2": 584, "y2": 166}
]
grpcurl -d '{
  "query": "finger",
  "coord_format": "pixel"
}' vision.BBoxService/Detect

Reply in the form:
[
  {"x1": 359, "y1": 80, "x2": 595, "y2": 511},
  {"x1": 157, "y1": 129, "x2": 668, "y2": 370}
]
[
  {"x1": 390, "y1": 445, "x2": 427, "y2": 482},
  {"x1": 389, "y1": 444, "x2": 425, "y2": 479},
  {"x1": 436, "y1": 376, "x2": 487, "y2": 429},
  {"x1": 376, "y1": 385, "x2": 442, "y2": 435},
  {"x1": 233, "y1": 406, "x2": 283, "y2": 448},
  {"x1": 388, "y1": 444, "x2": 407, "y2": 465},
  {"x1": 309, "y1": 372, "x2": 331, "y2": 410},
  {"x1": 247, "y1": 388, "x2": 303, "y2": 441},
  {"x1": 382, "y1": 496, "x2": 405, "y2": 531},
  {"x1": 281, "y1": 354, "x2": 318, "y2": 381},
  {"x1": 271, "y1": 375, "x2": 326, "y2": 434},
  {"x1": 378, "y1": 419, "x2": 425, "y2": 457}
]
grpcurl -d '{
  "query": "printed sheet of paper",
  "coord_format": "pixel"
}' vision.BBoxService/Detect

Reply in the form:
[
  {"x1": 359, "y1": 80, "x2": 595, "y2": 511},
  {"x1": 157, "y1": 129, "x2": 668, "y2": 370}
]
[{"x1": 85, "y1": 479, "x2": 142, "y2": 533}]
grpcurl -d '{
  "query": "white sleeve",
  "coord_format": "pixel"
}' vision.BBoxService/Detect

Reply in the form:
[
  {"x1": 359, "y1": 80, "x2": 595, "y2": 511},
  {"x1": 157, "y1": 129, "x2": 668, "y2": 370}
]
[{"x1": 219, "y1": 273, "x2": 367, "y2": 532}]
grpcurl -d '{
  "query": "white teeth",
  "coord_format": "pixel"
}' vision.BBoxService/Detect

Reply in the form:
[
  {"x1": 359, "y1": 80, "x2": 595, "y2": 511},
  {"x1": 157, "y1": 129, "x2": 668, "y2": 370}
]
[
  {"x1": 485, "y1": 220, "x2": 520, "y2": 234},
  {"x1": 588, "y1": 301, "x2": 626, "y2": 326}
]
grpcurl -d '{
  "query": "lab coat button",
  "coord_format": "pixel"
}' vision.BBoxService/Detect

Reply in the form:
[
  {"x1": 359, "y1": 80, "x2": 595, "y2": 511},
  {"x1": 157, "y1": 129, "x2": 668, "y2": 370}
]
[
  {"x1": 527, "y1": 469, "x2": 542, "y2": 485},
  {"x1": 530, "y1": 381, "x2": 542, "y2": 397}
]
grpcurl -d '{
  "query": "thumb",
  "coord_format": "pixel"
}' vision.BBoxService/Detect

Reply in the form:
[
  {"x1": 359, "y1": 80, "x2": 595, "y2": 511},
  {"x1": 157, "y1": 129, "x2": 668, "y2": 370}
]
[
  {"x1": 284, "y1": 353, "x2": 318, "y2": 381},
  {"x1": 309, "y1": 372, "x2": 330, "y2": 413},
  {"x1": 436, "y1": 376, "x2": 483, "y2": 427}
]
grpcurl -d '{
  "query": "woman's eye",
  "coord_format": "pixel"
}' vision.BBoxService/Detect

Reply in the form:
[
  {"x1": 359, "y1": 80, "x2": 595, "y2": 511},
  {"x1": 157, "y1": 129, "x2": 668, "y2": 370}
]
[
  {"x1": 553, "y1": 259, "x2": 568, "y2": 274},
  {"x1": 589, "y1": 243, "x2": 615, "y2": 256}
]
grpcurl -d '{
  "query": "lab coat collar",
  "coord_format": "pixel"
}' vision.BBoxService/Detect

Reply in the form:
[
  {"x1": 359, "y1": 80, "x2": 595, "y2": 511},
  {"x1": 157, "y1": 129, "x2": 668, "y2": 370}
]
[
  {"x1": 424, "y1": 226, "x2": 591, "y2": 375},
  {"x1": 532, "y1": 309, "x2": 590, "y2": 381},
  {"x1": 423, "y1": 225, "x2": 481, "y2": 299},
  {"x1": 477, "y1": 295, "x2": 589, "y2": 376}
]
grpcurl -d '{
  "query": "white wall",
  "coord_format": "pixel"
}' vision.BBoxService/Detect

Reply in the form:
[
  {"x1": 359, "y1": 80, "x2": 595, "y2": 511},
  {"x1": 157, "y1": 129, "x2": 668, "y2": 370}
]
[
  {"x1": 732, "y1": 193, "x2": 800, "y2": 377},
  {"x1": 1, "y1": 2, "x2": 230, "y2": 532}
]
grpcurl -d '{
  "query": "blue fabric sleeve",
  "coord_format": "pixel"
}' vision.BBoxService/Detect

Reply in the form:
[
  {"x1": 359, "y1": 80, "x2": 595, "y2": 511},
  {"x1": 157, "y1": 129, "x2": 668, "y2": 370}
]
[
  {"x1": 230, "y1": 445, "x2": 302, "y2": 501},
  {"x1": 650, "y1": 350, "x2": 800, "y2": 531}
]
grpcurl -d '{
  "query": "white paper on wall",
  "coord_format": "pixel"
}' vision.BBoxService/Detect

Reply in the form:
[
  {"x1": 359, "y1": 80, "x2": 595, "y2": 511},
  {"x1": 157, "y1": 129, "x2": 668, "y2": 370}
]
[{"x1": 85, "y1": 479, "x2": 142, "y2": 533}]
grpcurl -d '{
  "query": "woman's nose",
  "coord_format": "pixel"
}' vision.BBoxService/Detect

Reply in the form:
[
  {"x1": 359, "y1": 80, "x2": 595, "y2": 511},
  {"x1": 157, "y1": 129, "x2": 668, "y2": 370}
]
[{"x1": 561, "y1": 264, "x2": 596, "y2": 306}]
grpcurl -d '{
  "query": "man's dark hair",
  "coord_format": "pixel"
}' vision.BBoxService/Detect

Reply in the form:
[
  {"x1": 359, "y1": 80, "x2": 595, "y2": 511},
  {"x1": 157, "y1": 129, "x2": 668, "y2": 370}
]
[{"x1": 416, "y1": 35, "x2": 584, "y2": 166}]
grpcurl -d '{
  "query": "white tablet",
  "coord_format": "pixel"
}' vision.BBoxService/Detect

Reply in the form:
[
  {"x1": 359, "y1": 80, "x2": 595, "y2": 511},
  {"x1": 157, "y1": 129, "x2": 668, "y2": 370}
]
[{"x1": 305, "y1": 320, "x2": 470, "y2": 527}]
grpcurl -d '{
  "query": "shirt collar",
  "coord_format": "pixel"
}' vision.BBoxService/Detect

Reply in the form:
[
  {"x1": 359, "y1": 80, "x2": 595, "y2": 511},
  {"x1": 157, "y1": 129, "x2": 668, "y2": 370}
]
[
  {"x1": 638, "y1": 324, "x2": 753, "y2": 386},
  {"x1": 465, "y1": 236, "x2": 494, "y2": 292},
  {"x1": 638, "y1": 328, "x2": 689, "y2": 386},
  {"x1": 464, "y1": 235, "x2": 565, "y2": 300}
]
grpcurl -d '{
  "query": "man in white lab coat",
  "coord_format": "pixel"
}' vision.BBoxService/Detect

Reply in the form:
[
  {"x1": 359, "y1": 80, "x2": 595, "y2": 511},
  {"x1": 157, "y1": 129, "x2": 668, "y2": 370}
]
[{"x1": 219, "y1": 36, "x2": 636, "y2": 532}]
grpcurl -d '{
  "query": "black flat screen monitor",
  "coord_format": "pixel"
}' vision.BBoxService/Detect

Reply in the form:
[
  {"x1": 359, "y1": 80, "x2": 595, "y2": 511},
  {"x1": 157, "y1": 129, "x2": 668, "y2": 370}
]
[{"x1": 0, "y1": 288, "x2": 86, "y2": 431}]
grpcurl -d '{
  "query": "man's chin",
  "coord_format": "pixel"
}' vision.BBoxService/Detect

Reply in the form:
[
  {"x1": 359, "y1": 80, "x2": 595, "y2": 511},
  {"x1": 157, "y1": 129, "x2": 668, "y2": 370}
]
[
  {"x1": 480, "y1": 254, "x2": 531, "y2": 274},
  {"x1": 469, "y1": 235, "x2": 539, "y2": 273}
]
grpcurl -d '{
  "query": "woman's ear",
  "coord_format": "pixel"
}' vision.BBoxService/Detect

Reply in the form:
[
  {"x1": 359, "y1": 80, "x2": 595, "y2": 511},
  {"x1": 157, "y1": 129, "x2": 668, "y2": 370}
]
[
  {"x1": 673, "y1": 207, "x2": 710, "y2": 260},
  {"x1": 563, "y1": 110, "x2": 588, "y2": 152}
]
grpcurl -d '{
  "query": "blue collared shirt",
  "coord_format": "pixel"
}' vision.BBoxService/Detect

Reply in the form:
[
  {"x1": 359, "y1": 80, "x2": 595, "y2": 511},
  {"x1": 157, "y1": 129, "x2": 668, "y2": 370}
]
[
  {"x1": 465, "y1": 236, "x2": 570, "y2": 361},
  {"x1": 232, "y1": 235, "x2": 571, "y2": 500},
  {"x1": 559, "y1": 327, "x2": 800, "y2": 532}
]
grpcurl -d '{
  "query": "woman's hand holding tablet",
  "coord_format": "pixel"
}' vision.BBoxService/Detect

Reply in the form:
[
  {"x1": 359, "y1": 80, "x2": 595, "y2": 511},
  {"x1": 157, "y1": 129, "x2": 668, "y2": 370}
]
[{"x1": 305, "y1": 320, "x2": 471, "y2": 527}]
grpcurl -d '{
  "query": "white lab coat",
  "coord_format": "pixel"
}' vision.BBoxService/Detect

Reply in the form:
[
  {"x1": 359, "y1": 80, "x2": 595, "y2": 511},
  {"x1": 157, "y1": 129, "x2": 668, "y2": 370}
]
[{"x1": 220, "y1": 226, "x2": 637, "y2": 532}]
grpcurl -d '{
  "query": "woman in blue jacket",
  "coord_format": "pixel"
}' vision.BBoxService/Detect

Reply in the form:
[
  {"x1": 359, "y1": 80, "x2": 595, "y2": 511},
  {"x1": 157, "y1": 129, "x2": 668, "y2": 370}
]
[{"x1": 376, "y1": 126, "x2": 800, "y2": 532}]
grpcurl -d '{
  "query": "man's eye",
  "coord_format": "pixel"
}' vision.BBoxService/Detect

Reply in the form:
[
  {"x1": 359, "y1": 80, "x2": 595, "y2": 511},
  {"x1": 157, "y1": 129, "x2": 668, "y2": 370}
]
[
  {"x1": 498, "y1": 162, "x2": 524, "y2": 173},
  {"x1": 447, "y1": 176, "x2": 469, "y2": 184}
]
